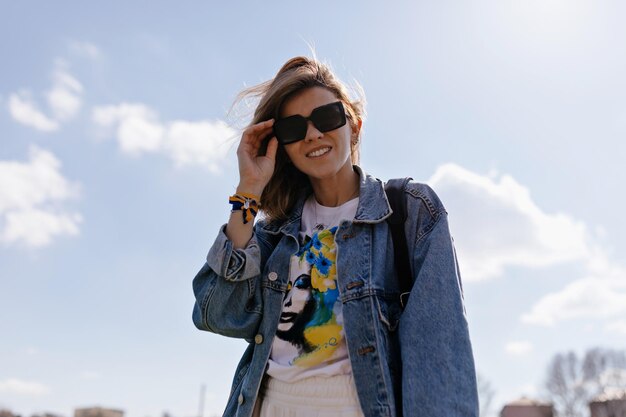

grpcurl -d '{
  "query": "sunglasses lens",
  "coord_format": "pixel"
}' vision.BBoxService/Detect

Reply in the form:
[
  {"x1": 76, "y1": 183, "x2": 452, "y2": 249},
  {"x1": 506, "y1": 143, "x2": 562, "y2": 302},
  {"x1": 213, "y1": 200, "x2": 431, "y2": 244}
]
[
  {"x1": 274, "y1": 102, "x2": 347, "y2": 145},
  {"x1": 311, "y1": 102, "x2": 346, "y2": 133},
  {"x1": 274, "y1": 117, "x2": 307, "y2": 145}
]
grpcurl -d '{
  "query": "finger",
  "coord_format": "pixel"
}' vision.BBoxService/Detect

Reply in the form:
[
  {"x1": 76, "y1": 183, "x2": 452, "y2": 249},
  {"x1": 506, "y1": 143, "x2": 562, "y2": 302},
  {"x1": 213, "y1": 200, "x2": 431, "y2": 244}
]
[
  {"x1": 265, "y1": 136, "x2": 279, "y2": 161},
  {"x1": 241, "y1": 126, "x2": 275, "y2": 147},
  {"x1": 243, "y1": 119, "x2": 274, "y2": 135},
  {"x1": 239, "y1": 120, "x2": 275, "y2": 155},
  {"x1": 240, "y1": 131, "x2": 270, "y2": 152}
]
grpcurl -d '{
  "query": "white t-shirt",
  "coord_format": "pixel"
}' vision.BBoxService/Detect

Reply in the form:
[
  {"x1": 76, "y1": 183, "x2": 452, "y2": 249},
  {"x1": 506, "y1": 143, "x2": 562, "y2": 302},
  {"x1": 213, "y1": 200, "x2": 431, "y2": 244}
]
[{"x1": 266, "y1": 194, "x2": 360, "y2": 382}]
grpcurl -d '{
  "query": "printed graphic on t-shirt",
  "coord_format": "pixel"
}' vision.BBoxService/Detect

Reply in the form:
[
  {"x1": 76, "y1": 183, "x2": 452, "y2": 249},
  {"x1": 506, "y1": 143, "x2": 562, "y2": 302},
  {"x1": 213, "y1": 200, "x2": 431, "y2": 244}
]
[{"x1": 275, "y1": 226, "x2": 343, "y2": 368}]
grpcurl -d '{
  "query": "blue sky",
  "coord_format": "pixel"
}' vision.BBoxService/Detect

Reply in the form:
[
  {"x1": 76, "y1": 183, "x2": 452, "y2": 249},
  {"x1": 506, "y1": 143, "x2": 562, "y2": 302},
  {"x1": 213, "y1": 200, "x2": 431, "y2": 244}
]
[{"x1": 1, "y1": 1, "x2": 625, "y2": 416}]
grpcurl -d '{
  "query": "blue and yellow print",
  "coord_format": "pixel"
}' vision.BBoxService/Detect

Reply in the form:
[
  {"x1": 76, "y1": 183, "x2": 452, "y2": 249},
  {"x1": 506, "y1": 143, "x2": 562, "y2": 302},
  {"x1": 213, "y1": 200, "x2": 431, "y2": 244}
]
[{"x1": 277, "y1": 226, "x2": 343, "y2": 367}]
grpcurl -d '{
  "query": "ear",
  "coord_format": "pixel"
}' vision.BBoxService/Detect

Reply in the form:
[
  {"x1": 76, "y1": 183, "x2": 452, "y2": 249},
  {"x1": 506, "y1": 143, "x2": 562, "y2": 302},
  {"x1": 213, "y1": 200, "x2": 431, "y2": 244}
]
[
  {"x1": 351, "y1": 118, "x2": 362, "y2": 142},
  {"x1": 350, "y1": 119, "x2": 363, "y2": 139}
]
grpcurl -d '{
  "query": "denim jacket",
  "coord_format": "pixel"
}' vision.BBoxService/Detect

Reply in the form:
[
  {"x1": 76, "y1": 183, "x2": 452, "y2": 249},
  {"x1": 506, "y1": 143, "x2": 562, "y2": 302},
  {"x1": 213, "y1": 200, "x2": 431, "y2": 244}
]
[{"x1": 192, "y1": 165, "x2": 479, "y2": 417}]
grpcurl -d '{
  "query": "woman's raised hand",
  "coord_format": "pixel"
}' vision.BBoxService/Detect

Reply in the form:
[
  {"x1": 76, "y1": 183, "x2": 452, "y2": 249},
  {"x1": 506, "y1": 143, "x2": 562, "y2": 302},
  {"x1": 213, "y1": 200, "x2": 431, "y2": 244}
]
[{"x1": 236, "y1": 119, "x2": 279, "y2": 195}]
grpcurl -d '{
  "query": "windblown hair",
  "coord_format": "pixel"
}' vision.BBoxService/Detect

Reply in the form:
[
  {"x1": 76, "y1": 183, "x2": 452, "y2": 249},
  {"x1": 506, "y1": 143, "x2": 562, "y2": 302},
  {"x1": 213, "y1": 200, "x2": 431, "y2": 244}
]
[{"x1": 228, "y1": 55, "x2": 367, "y2": 224}]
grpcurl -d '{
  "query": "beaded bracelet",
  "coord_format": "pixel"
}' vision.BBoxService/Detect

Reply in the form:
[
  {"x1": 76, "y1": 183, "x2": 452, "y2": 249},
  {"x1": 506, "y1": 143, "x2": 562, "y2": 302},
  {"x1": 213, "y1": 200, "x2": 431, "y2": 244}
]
[{"x1": 228, "y1": 192, "x2": 260, "y2": 224}]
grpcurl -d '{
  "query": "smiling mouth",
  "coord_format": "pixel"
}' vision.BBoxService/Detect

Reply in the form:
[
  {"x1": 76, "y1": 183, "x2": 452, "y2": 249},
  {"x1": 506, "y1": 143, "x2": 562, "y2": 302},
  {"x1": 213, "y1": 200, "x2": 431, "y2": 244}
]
[{"x1": 306, "y1": 147, "x2": 331, "y2": 158}]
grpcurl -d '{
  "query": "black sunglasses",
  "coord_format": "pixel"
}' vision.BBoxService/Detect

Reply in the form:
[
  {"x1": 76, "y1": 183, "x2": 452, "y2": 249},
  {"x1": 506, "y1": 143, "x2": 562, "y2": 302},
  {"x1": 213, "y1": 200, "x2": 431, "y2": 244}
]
[{"x1": 273, "y1": 101, "x2": 347, "y2": 145}]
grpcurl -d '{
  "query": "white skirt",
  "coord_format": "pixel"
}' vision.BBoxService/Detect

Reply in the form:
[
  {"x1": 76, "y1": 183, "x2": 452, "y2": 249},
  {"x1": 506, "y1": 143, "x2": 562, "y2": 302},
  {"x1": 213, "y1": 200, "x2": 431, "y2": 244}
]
[{"x1": 252, "y1": 373, "x2": 365, "y2": 417}]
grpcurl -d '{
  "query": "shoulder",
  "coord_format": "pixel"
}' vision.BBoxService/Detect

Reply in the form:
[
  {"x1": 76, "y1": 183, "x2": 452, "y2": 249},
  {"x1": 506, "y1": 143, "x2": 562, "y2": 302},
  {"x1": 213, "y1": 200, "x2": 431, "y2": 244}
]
[
  {"x1": 401, "y1": 180, "x2": 447, "y2": 219},
  {"x1": 392, "y1": 179, "x2": 449, "y2": 244}
]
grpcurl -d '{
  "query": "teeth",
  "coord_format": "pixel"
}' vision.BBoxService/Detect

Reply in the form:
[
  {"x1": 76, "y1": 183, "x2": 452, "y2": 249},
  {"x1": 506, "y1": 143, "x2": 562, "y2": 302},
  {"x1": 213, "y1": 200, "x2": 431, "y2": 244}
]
[{"x1": 307, "y1": 147, "x2": 331, "y2": 157}]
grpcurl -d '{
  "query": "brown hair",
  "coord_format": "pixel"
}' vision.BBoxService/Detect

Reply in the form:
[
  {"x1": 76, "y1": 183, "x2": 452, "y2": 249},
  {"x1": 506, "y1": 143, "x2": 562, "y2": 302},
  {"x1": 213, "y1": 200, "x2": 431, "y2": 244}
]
[{"x1": 228, "y1": 55, "x2": 367, "y2": 224}]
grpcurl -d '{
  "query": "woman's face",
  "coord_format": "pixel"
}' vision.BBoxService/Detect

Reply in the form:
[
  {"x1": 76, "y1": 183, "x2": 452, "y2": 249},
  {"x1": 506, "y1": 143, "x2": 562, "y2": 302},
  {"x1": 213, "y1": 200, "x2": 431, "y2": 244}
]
[{"x1": 280, "y1": 87, "x2": 359, "y2": 183}]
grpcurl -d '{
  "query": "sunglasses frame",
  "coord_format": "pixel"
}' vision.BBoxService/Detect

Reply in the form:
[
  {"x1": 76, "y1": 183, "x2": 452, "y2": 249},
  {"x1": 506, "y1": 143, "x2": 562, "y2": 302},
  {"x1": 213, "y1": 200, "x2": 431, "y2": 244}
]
[{"x1": 273, "y1": 101, "x2": 347, "y2": 145}]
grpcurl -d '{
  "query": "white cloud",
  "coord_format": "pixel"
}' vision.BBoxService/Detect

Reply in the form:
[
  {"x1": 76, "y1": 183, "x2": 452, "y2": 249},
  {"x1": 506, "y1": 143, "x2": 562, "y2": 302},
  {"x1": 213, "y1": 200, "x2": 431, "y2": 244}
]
[
  {"x1": 8, "y1": 91, "x2": 60, "y2": 132},
  {"x1": 0, "y1": 146, "x2": 82, "y2": 248},
  {"x1": 92, "y1": 102, "x2": 236, "y2": 171},
  {"x1": 429, "y1": 163, "x2": 591, "y2": 282},
  {"x1": 7, "y1": 60, "x2": 82, "y2": 132},
  {"x1": 3, "y1": 208, "x2": 82, "y2": 248},
  {"x1": 92, "y1": 103, "x2": 165, "y2": 155},
  {"x1": 47, "y1": 63, "x2": 83, "y2": 121},
  {"x1": 521, "y1": 250, "x2": 626, "y2": 326},
  {"x1": 0, "y1": 378, "x2": 49, "y2": 395},
  {"x1": 428, "y1": 163, "x2": 626, "y2": 327},
  {"x1": 92, "y1": 102, "x2": 153, "y2": 127},
  {"x1": 166, "y1": 120, "x2": 234, "y2": 172},
  {"x1": 505, "y1": 341, "x2": 533, "y2": 355}
]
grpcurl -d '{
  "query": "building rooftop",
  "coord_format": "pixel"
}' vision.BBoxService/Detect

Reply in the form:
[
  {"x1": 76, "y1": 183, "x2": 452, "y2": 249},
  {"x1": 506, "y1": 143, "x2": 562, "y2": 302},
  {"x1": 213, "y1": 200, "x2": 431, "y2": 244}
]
[
  {"x1": 505, "y1": 396, "x2": 553, "y2": 407},
  {"x1": 590, "y1": 388, "x2": 626, "y2": 403}
]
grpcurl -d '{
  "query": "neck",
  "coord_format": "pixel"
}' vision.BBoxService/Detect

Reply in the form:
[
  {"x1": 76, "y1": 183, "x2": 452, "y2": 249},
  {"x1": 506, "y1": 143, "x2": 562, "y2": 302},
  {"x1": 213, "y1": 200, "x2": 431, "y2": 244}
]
[{"x1": 310, "y1": 165, "x2": 360, "y2": 207}]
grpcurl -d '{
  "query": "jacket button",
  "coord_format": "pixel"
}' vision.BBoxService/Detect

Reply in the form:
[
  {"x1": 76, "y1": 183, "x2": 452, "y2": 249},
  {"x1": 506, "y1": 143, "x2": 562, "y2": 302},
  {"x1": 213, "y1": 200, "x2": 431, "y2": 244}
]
[
  {"x1": 254, "y1": 334, "x2": 263, "y2": 344},
  {"x1": 347, "y1": 281, "x2": 364, "y2": 290},
  {"x1": 238, "y1": 393, "x2": 244, "y2": 404},
  {"x1": 268, "y1": 271, "x2": 278, "y2": 281},
  {"x1": 358, "y1": 345, "x2": 376, "y2": 355}
]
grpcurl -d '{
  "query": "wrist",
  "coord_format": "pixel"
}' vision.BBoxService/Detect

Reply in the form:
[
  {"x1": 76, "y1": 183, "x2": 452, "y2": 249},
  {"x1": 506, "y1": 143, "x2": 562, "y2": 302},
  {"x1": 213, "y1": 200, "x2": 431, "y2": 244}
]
[
  {"x1": 229, "y1": 190, "x2": 261, "y2": 225},
  {"x1": 236, "y1": 183, "x2": 264, "y2": 197}
]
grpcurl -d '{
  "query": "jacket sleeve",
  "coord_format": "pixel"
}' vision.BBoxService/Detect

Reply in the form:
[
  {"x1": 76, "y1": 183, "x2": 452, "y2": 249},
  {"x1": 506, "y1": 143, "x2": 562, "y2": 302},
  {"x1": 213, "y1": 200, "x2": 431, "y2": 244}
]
[
  {"x1": 399, "y1": 210, "x2": 479, "y2": 417},
  {"x1": 191, "y1": 222, "x2": 265, "y2": 339}
]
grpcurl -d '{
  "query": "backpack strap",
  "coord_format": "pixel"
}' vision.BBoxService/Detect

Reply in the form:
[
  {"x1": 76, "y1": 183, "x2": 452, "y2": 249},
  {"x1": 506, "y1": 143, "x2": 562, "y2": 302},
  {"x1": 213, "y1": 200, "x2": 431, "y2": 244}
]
[{"x1": 384, "y1": 177, "x2": 413, "y2": 310}]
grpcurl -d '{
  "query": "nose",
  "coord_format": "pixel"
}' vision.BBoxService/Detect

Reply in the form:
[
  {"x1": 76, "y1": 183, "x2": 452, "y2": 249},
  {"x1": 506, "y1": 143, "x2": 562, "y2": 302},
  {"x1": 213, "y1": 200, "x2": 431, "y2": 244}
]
[
  {"x1": 303, "y1": 120, "x2": 323, "y2": 143},
  {"x1": 284, "y1": 292, "x2": 292, "y2": 307}
]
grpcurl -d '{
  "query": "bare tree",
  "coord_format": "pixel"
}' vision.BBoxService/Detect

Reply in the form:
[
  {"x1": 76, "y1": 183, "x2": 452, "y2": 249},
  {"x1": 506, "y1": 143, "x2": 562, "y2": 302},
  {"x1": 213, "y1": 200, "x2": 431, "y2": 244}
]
[
  {"x1": 545, "y1": 351, "x2": 587, "y2": 417},
  {"x1": 544, "y1": 347, "x2": 626, "y2": 417},
  {"x1": 582, "y1": 347, "x2": 626, "y2": 398}
]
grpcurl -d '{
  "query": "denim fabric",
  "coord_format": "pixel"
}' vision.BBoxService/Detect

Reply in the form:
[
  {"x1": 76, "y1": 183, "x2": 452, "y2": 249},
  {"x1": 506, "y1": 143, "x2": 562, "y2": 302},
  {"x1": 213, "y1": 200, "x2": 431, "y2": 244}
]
[{"x1": 192, "y1": 165, "x2": 479, "y2": 417}]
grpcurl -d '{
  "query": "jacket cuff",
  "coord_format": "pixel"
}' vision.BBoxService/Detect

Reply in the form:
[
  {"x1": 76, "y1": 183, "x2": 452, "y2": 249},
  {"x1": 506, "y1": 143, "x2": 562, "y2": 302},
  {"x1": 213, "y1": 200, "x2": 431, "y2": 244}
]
[{"x1": 206, "y1": 223, "x2": 261, "y2": 281}]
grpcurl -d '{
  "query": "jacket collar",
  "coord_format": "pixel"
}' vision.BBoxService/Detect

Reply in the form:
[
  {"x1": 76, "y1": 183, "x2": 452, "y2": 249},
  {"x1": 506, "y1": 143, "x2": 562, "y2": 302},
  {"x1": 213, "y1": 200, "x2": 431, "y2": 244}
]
[{"x1": 260, "y1": 165, "x2": 393, "y2": 237}]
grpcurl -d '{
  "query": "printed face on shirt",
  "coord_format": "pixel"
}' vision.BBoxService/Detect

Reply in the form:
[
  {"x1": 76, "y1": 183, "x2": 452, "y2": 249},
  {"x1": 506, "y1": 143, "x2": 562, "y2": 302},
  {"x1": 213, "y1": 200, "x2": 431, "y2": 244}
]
[
  {"x1": 277, "y1": 273, "x2": 314, "y2": 332},
  {"x1": 276, "y1": 258, "x2": 317, "y2": 352},
  {"x1": 274, "y1": 228, "x2": 344, "y2": 366}
]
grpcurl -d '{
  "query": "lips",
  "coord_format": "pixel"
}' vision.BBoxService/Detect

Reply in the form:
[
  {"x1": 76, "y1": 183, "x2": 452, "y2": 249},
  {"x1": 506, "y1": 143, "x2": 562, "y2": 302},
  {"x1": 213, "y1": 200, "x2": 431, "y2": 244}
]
[
  {"x1": 306, "y1": 146, "x2": 332, "y2": 158},
  {"x1": 279, "y1": 312, "x2": 298, "y2": 323}
]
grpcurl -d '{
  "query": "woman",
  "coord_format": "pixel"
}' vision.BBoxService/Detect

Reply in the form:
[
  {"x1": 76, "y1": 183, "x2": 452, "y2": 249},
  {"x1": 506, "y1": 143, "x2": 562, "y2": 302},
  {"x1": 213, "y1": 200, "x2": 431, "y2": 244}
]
[{"x1": 192, "y1": 55, "x2": 479, "y2": 417}]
